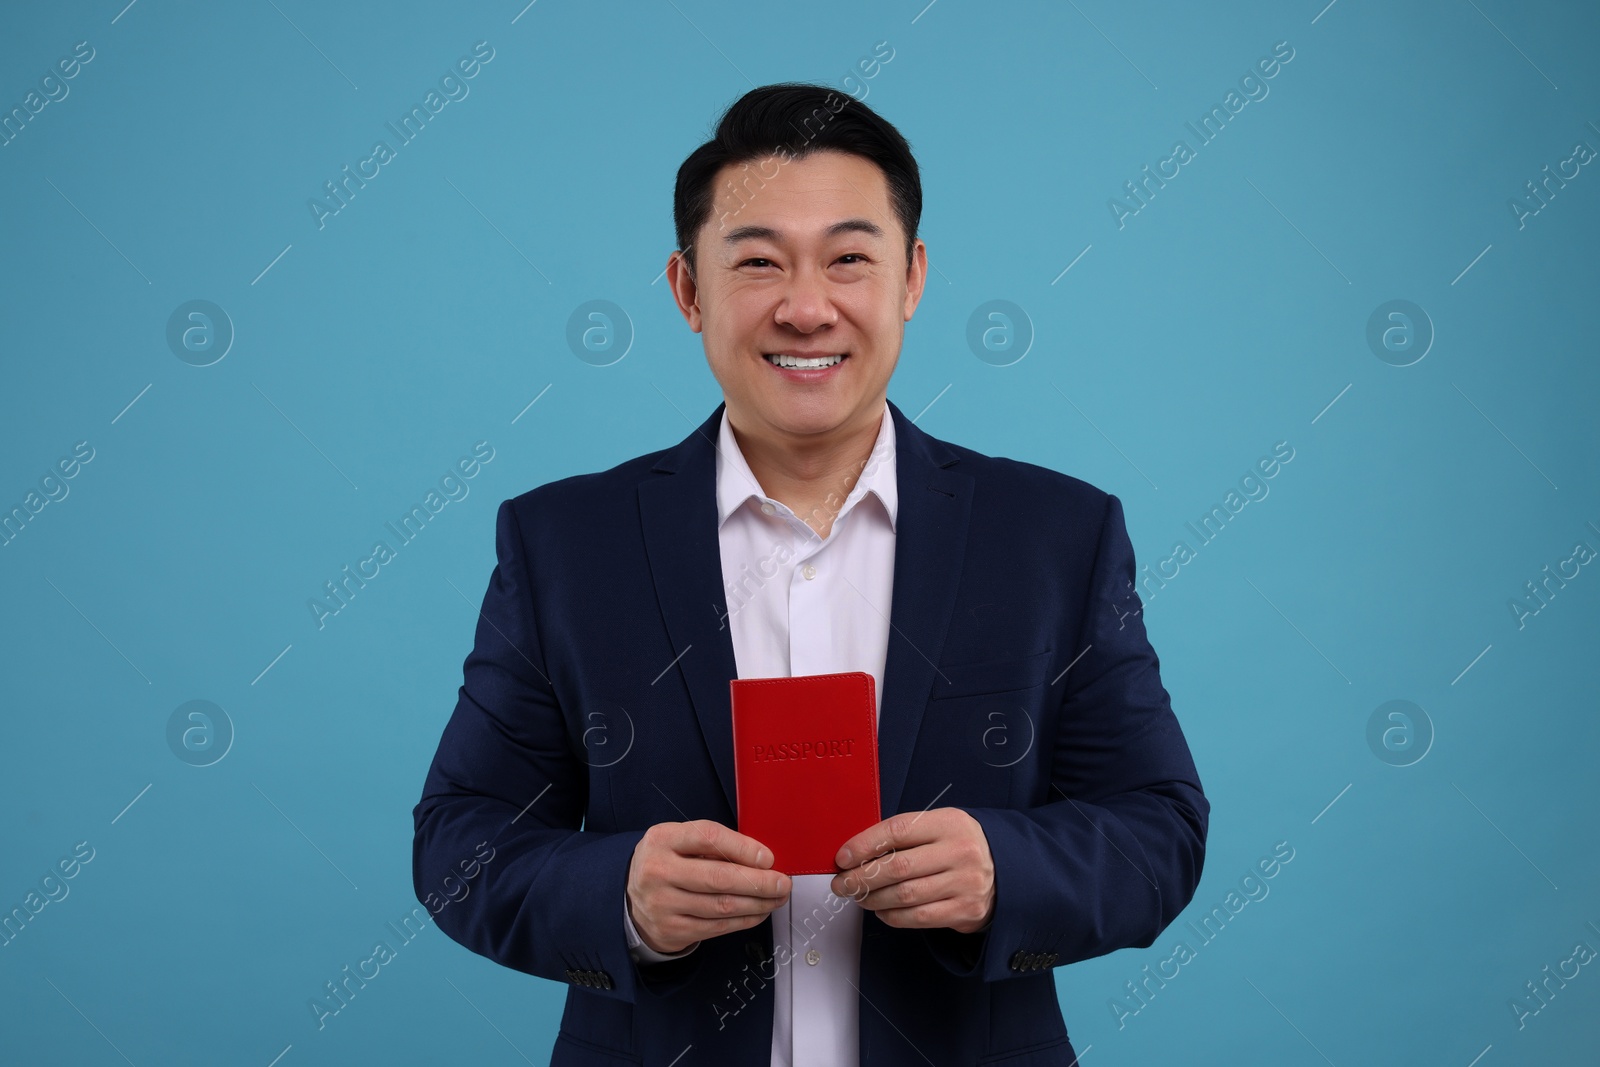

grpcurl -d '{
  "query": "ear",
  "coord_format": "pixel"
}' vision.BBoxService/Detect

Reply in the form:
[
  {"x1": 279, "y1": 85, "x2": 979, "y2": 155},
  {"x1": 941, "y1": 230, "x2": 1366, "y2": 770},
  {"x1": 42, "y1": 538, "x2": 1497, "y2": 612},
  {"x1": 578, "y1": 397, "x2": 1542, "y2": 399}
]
[
  {"x1": 666, "y1": 250, "x2": 702, "y2": 333},
  {"x1": 902, "y1": 238, "x2": 928, "y2": 322}
]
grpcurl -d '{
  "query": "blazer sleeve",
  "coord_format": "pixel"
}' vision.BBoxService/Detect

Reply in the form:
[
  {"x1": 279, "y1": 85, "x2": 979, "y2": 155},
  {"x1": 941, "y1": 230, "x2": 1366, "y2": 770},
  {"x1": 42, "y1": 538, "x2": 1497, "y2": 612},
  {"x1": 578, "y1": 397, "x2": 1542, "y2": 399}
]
[
  {"x1": 412, "y1": 497, "x2": 698, "y2": 1002},
  {"x1": 923, "y1": 492, "x2": 1209, "y2": 982}
]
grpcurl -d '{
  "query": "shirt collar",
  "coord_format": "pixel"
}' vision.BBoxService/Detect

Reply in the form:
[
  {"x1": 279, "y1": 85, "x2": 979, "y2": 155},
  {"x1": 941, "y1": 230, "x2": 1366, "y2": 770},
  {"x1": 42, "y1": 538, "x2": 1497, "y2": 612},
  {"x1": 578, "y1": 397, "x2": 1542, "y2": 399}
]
[{"x1": 714, "y1": 402, "x2": 898, "y2": 533}]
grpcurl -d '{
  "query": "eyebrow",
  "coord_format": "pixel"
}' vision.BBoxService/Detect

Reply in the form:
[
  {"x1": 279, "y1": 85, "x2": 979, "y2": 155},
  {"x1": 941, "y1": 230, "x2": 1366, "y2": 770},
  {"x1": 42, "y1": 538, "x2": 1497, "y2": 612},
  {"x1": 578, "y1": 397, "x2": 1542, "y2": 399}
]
[{"x1": 722, "y1": 218, "x2": 885, "y2": 246}]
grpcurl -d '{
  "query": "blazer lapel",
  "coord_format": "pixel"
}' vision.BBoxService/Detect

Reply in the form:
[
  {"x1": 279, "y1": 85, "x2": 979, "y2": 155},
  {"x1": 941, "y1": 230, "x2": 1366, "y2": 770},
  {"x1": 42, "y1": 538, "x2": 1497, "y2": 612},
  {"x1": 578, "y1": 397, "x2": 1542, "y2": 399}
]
[
  {"x1": 638, "y1": 401, "x2": 743, "y2": 816},
  {"x1": 636, "y1": 398, "x2": 974, "y2": 822},
  {"x1": 877, "y1": 399, "x2": 972, "y2": 816}
]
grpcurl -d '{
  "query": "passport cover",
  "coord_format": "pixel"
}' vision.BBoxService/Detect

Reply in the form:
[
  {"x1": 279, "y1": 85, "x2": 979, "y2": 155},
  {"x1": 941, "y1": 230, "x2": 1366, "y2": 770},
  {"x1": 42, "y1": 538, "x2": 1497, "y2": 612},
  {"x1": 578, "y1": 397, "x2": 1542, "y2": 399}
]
[{"x1": 730, "y1": 671, "x2": 881, "y2": 876}]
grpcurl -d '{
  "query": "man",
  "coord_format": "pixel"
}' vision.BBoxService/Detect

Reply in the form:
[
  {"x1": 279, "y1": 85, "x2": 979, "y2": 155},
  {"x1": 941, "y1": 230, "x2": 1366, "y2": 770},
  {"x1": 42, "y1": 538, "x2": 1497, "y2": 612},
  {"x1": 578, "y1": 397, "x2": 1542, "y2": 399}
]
[{"x1": 414, "y1": 83, "x2": 1208, "y2": 1066}]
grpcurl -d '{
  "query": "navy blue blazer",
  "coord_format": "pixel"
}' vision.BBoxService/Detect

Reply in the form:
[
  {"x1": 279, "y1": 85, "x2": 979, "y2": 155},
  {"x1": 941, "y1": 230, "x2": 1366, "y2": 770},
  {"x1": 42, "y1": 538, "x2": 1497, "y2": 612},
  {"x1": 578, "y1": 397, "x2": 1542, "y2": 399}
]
[{"x1": 413, "y1": 398, "x2": 1208, "y2": 1066}]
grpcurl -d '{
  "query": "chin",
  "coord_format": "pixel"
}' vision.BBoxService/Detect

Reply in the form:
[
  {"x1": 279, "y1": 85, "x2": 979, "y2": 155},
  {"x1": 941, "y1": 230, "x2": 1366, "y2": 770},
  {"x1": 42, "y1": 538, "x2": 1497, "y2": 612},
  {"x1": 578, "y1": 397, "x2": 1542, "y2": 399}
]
[{"x1": 755, "y1": 395, "x2": 854, "y2": 434}]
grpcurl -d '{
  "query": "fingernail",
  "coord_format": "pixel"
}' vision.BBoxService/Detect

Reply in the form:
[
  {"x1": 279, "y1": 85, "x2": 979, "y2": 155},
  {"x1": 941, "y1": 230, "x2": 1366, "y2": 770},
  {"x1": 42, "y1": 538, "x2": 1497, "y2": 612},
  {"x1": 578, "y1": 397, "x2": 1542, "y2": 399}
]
[{"x1": 838, "y1": 847, "x2": 853, "y2": 867}]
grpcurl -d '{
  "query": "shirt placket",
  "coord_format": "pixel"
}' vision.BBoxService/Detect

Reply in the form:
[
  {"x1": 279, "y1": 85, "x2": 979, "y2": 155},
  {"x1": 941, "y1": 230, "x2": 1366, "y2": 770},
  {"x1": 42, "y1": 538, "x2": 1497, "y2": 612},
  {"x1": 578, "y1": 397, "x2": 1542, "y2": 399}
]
[{"x1": 781, "y1": 507, "x2": 861, "y2": 1067}]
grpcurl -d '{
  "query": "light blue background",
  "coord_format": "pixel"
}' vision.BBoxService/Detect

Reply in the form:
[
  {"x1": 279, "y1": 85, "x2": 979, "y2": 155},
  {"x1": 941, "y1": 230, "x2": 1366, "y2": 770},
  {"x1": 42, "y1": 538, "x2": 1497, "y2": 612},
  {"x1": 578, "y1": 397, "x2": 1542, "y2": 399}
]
[{"x1": 3, "y1": 1, "x2": 1597, "y2": 1064}]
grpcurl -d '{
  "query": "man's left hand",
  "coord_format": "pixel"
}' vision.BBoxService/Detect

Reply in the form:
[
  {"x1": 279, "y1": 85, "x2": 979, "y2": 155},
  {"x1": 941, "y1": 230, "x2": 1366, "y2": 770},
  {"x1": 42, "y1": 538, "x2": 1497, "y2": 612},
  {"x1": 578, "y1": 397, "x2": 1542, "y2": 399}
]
[{"x1": 830, "y1": 808, "x2": 995, "y2": 934}]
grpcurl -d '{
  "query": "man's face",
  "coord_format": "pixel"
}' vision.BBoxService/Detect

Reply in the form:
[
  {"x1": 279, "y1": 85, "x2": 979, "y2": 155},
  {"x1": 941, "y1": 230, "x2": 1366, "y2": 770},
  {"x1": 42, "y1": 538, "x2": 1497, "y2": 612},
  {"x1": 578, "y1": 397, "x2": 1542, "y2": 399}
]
[{"x1": 668, "y1": 149, "x2": 927, "y2": 443}]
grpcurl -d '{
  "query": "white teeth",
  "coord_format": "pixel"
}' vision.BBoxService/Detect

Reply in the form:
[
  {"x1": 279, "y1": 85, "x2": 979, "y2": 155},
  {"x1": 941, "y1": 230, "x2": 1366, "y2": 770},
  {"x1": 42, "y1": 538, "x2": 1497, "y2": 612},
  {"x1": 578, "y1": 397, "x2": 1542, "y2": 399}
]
[{"x1": 765, "y1": 353, "x2": 845, "y2": 369}]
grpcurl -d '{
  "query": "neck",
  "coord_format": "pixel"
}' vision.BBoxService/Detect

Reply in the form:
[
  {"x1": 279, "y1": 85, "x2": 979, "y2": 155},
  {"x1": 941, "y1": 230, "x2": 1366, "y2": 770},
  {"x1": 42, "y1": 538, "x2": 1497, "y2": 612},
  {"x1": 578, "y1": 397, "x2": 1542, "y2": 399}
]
[{"x1": 728, "y1": 400, "x2": 886, "y2": 540}]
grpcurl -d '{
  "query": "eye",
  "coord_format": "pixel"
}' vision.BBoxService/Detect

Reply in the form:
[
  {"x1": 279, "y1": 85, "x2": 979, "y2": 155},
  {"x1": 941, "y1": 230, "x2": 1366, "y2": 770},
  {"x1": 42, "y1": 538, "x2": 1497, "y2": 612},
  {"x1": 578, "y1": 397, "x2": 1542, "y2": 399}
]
[
  {"x1": 739, "y1": 257, "x2": 774, "y2": 268},
  {"x1": 837, "y1": 253, "x2": 868, "y2": 265}
]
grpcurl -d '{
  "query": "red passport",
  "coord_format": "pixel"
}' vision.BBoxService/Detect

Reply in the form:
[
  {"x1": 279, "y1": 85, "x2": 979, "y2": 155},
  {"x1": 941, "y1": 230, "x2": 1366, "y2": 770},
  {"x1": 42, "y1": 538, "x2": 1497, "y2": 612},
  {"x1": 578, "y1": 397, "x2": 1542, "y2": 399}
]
[{"x1": 729, "y1": 671, "x2": 881, "y2": 876}]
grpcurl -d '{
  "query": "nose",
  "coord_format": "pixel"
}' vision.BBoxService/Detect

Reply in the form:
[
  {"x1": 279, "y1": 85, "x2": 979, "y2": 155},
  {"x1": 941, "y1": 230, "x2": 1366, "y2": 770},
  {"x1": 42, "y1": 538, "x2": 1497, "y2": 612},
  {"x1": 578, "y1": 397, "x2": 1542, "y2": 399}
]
[{"x1": 773, "y1": 263, "x2": 838, "y2": 334}]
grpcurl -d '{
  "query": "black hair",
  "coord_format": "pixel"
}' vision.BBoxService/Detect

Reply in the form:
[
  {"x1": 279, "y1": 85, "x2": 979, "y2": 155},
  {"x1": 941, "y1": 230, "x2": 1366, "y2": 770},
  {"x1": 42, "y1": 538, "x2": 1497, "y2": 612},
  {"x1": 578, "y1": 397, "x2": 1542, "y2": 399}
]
[{"x1": 672, "y1": 82, "x2": 921, "y2": 278}]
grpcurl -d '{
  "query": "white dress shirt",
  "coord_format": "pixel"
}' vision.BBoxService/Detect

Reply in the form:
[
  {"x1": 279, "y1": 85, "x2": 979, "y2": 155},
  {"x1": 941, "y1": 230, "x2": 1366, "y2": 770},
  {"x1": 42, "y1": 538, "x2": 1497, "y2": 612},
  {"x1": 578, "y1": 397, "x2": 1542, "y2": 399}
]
[{"x1": 623, "y1": 400, "x2": 898, "y2": 1067}]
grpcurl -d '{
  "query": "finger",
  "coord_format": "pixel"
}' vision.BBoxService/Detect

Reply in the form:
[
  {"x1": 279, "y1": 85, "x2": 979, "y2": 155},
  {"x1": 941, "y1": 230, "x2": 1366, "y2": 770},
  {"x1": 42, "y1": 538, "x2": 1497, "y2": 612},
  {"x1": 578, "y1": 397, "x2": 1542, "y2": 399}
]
[
  {"x1": 674, "y1": 855, "x2": 791, "y2": 900},
  {"x1": 650, "y1": 909, "x2": 770, "y2": 948},
  {"x1": 669, "y1": 820, "x2": 777, "y2": 870},
  {"x1": 847, "y1": 870, "x2": 963, "y2": 913},
  {"x1": 872, "y1": 900, "x2": 966, "y2": 930},
  {"x1": 633, "y1": 904, "x2": 768, "y2": 953},
  {"x1": 655, "y1": 884, "x2": 790, "y2": 922},
  {"x1": 830, "y1": 842, "x2": 943, "y2": 898},
  {"x1": 835, "y1": 809, "x2": 954, "y2": 869}
]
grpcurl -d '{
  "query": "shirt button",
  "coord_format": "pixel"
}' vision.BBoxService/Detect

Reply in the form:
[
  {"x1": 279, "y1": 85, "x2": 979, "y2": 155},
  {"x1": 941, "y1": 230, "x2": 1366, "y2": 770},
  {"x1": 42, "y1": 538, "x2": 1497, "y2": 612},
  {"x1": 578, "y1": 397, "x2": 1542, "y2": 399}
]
[
  {"x1": 802, "y1": 563, "x2": 817, "y2": 580},
  {"x1": 760, "y1": 502, "x2": 776, "y2": 516},
  {"x1": 805, "y1": 949, "x2": 821, "y2": 965}
]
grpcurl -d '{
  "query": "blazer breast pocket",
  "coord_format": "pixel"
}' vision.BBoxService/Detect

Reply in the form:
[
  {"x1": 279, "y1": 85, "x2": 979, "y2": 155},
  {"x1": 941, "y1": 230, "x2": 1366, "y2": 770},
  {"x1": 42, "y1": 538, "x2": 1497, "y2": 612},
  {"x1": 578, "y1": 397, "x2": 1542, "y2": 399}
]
[
  {"x1": 918, "y1": 648, "x2": 1055, "y2": 809},
  {"x1": 928, "y1": 647, "x2": 1054, "y2": 701}
]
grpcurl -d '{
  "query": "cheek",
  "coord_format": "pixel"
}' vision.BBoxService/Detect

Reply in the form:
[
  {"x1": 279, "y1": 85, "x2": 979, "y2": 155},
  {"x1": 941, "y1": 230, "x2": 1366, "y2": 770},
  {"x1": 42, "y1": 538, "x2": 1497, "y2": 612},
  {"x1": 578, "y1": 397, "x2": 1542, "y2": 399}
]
[
  {"x1": 708, "y1": 283, "x2": 768, "y2": 327},
  {"x1": 853, "y1": 296, "x2": 905, "y2": 349},
  {"x1": 705, "y1": 300, "x2": 765, "y2": 352}
]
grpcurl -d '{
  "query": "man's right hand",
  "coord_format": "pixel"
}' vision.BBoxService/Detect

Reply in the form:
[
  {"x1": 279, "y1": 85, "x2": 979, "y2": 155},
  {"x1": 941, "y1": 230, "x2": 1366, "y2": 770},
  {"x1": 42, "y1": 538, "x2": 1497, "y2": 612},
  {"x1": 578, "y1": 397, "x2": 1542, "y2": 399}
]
[{"x1": 626, "y1": 820, "x2": 792, "y2": 955}]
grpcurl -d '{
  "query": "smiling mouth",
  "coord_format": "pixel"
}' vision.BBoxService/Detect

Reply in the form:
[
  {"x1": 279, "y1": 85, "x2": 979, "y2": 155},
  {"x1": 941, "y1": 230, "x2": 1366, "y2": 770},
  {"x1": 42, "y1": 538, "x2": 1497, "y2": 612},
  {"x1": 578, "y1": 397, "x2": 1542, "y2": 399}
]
[{"x1": 763, "y1": 353, "x2": 848, "y2": 369}]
